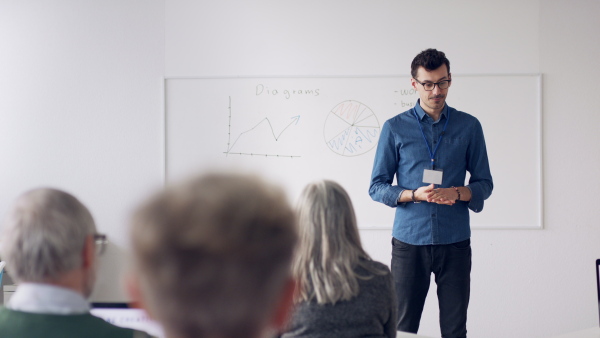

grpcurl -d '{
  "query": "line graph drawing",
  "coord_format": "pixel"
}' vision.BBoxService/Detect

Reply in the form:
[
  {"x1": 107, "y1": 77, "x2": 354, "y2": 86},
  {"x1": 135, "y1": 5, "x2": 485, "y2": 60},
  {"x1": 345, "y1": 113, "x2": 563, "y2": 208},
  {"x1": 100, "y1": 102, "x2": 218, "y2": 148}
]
[
  {"x1": 323, "y1": 100, "x2": 380, "y2": 156},
  {"x1": 224, "y1": 96, "x2": 301, "y2": 158}
]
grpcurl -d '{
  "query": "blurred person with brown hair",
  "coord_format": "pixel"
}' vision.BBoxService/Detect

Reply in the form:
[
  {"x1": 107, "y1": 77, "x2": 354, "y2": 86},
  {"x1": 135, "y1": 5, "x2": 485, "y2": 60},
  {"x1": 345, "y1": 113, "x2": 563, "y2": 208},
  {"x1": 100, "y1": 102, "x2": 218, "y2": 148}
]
[{"x1": 127, "y1": 172, "x2": 298, "y2": 338}]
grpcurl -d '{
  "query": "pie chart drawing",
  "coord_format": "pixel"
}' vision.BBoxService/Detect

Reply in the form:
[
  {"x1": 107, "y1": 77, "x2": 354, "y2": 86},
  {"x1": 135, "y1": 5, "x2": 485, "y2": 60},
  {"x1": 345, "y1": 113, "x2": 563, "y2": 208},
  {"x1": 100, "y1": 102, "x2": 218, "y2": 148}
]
[{"x1": 324, "y1": 100, "x2": 381, "y2": 157}]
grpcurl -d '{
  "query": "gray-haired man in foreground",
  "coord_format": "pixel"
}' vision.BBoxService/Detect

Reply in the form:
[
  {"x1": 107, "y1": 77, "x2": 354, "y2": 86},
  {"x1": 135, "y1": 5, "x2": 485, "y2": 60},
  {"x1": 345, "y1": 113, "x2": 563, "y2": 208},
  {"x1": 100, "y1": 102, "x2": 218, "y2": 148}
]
[
  {"x1": 0, "y1": 188, "x2": 151, "y2": 338},
  {"x1": 127, "y1": 173, "x2": 298, "y2": 338}
]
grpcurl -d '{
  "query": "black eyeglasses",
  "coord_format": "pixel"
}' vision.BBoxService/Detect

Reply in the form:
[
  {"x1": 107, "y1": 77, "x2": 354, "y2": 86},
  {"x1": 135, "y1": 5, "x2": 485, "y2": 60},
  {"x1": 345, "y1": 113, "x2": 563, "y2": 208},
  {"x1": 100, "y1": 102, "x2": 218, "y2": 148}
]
[
  {"x1": 414, "y1": 79, "x2": 451, "y2": 91},
  {"x1": 94, "y1": 233, "x2": 108, "y2": 256}
]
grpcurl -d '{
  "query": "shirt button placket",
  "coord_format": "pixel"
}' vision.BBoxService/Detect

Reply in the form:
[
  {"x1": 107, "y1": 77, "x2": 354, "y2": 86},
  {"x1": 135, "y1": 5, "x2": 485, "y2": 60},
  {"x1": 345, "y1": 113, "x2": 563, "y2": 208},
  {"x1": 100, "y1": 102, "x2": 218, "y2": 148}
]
[{"x1": 431, "y1": 205, "x2": 439, "y2": 244}]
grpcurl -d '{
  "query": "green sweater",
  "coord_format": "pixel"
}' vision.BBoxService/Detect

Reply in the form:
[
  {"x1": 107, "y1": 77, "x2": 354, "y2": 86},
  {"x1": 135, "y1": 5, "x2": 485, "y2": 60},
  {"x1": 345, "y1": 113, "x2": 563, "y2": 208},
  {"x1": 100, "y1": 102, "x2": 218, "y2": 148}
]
[{"x1": 0, "y1": 307, "x2": 152, "y2": 338}]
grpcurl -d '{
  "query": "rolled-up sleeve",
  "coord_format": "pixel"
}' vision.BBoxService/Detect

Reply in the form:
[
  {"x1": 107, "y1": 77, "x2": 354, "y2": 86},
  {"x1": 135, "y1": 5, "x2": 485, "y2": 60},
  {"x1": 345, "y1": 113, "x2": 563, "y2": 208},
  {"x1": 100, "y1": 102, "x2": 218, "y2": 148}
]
[
  {"x1": 465, "y1": 119, "x2": 493, "y2": 213},
  {"x1": 369, "y1": 121, "x2": 403, "y2": 207}
]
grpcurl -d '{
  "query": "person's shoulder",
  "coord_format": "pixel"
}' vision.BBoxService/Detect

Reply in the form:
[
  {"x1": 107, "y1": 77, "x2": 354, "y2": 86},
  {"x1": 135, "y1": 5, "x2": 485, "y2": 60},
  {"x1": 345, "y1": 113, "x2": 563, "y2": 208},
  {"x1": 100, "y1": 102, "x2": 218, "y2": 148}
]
[
  {"x1": 0, "y1": 306, "x2": 40, "y2": 321},
  {"x1": 356, "y1": 258, "x2": 391, "y2": 278},
  {"x1": 355, "y1": 260, "x2": 394, "y2": 299},
  {"x1": 365, "y1": 259, "x2": 391, "y2": 273},
  {"x1": 388, "y1": 109, "x2": 414, "y2": 122},
  {"x1": 0, "y1": 310, "x2": 153, "y2": 338},
  {"x1": 447, "y1": 106, "x2": 480, "y2": 124},
  {"x1": 133, "y1": 330, "x2": 157, "y2": 338},
  {"x1": 0, "y1": 306, "x2": 12, "y2": 321},
  {"x1": 382, "y1": 109, "x2": 415, "y2": 132}
]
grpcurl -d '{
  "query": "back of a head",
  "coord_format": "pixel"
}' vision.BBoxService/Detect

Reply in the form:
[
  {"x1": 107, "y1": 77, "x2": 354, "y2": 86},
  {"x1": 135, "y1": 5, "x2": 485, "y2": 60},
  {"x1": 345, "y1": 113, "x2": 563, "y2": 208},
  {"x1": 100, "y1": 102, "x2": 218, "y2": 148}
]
[
  {"x1": 294, "y1": 180, "x2": 371, "y2": 304},
  {"x1": 130, "y1": 172, "x2": 297, "y2": 338},
  {"x1": 0, "y1": 188, "x2": 96, "y2": 283}
]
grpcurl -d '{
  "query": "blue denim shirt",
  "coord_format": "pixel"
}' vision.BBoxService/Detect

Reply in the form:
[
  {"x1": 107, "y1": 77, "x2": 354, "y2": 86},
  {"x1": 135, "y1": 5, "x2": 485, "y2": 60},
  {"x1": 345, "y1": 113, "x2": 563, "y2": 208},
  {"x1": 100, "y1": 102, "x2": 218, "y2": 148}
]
[{"x1": 369, "y1": 100, "x2": 493, "y2": 245}]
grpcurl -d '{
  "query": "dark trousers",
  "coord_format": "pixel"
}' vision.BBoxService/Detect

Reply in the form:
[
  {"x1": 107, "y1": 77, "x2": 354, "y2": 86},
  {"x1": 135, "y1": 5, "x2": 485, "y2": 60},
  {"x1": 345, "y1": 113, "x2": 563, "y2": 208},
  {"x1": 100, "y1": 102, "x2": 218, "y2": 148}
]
[{"x1": 391, "y1": 237, "x2": 471, "y2": 338}]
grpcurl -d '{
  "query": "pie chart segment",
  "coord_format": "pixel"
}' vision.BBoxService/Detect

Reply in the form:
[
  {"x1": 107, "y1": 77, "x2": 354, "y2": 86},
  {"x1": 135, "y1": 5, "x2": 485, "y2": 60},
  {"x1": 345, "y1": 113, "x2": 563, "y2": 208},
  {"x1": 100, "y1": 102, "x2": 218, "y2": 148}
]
[{"x1": 324, "y1": 100, "x2": 381, "y2": 157}]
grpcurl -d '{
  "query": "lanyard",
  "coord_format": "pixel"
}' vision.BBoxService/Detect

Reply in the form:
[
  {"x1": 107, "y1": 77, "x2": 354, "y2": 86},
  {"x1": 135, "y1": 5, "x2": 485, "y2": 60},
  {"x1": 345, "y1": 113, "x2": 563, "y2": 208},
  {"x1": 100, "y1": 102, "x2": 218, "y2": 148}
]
[{"x1": 412, "y1": 108, "x2": 450, "y2": 169}]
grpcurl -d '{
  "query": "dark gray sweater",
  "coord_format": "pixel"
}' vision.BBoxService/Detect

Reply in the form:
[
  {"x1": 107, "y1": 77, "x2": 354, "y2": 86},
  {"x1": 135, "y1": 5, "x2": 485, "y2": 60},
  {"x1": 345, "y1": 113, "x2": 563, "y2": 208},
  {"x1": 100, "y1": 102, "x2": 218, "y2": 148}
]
[{"x1": 282, "y1": 260, "x2": 397, "y2": 338}]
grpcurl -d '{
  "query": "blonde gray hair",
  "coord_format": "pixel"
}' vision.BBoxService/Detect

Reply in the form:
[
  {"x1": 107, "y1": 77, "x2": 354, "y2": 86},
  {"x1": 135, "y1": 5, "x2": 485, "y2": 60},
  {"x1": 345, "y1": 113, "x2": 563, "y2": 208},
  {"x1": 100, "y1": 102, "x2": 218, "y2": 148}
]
[
  {"x1": 293, "y1": 180, "x2": 386, "y2": 304},
  {"x1": 130, "y1": 173, "x2": 297, "y2": 338},
  {"x1": 0, "y1": 188, "x2": 96, "y2": 283}
]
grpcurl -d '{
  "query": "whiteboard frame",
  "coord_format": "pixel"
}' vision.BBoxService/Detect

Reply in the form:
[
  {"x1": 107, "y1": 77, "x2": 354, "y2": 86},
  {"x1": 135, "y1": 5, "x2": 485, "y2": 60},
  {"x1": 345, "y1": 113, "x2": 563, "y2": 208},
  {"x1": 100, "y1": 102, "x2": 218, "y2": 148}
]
[{"x1": 162, "y1": 74, "x2": 544, "y2": 231}]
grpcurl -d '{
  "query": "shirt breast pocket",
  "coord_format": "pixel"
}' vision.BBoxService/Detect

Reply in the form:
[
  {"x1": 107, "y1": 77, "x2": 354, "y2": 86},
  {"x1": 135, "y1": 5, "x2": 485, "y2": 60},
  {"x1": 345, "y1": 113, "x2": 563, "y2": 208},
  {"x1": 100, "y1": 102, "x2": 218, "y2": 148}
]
[{"x1": 442, "y1": 137, "x2": 469, "y2": 158}]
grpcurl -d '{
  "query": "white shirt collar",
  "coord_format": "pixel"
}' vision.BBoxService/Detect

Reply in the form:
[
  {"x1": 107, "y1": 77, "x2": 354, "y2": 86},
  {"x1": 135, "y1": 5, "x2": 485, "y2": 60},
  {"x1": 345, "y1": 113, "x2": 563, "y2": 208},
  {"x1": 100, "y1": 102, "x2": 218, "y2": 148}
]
[{"x1": 7, "y1": 283, "x2": 90, "y2": 315}]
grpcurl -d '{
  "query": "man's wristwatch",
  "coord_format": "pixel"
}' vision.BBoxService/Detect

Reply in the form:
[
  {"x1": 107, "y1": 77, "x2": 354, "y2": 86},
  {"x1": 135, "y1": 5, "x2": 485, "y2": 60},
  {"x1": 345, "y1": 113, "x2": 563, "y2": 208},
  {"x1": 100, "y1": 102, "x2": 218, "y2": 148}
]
[{"x1": 412, "y1": 189, "x2": 421, "y2": 203}]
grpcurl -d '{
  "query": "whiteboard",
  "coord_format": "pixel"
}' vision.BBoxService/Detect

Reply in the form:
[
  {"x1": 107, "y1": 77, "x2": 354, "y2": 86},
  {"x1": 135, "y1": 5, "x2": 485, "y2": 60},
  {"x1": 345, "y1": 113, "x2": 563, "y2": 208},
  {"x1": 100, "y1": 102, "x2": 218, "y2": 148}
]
[{"x1": 165, "y1": 75, "x2": 542, "y2": 229}]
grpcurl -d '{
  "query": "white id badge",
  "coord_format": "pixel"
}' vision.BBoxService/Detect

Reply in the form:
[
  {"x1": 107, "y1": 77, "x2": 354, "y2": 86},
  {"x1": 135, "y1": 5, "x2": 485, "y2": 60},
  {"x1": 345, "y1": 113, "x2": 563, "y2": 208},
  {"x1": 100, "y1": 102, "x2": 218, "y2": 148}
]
[{"x1": 423, "y1": 169, "x2": 443, "y2": 185}]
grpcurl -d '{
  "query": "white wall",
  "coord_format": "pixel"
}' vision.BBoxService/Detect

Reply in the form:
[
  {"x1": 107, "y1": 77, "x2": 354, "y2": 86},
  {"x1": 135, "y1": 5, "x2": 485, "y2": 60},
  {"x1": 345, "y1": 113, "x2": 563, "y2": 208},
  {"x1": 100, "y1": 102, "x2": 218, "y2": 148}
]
[
  {"x1": 1, "y1": 1, "x2": 600, "y2": 337},
  {"x1": 166, "y1": 0, "x2": 539, "y2": 76},
  {"x1": 0, "y1": 0, "x2": 165, "y2": 301}
]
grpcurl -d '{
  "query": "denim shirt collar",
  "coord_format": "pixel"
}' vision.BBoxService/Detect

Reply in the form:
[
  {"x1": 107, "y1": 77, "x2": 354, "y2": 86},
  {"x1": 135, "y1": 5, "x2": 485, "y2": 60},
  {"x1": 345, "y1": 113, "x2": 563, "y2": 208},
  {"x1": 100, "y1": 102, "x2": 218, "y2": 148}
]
[{"x1": 413, "y1": 99, "x2": 448, "y2": 123}]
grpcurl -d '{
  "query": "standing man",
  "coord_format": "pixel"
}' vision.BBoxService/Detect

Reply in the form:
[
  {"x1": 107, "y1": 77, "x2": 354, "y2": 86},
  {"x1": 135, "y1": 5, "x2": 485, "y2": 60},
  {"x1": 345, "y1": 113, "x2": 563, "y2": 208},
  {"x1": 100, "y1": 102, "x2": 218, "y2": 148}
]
[{"x1": 369, "y1": 49, "x2": 493, "y2": 338}]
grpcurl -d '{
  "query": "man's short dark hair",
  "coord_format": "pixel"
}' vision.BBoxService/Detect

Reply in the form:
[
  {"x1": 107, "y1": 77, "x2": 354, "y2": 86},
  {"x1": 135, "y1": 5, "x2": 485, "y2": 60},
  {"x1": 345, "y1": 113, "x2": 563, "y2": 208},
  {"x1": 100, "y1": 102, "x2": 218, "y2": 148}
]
[{"x1": 411, "y1": 48, "x2": 450, "y2": 79}]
